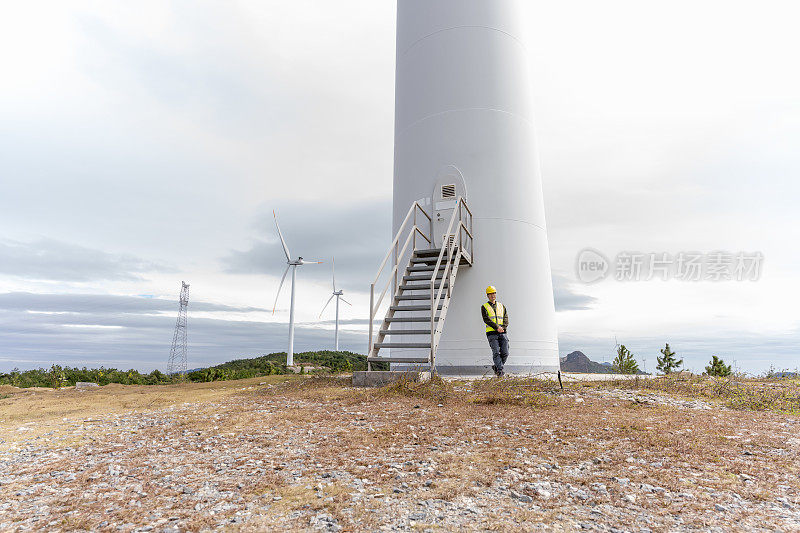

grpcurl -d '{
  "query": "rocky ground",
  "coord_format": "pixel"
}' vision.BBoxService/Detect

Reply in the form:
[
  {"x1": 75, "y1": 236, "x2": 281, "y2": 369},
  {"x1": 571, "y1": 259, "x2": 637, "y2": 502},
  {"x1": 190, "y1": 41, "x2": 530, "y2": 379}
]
[{"x1": 0, "y1": 376, "x2": 799, "y2": 532}]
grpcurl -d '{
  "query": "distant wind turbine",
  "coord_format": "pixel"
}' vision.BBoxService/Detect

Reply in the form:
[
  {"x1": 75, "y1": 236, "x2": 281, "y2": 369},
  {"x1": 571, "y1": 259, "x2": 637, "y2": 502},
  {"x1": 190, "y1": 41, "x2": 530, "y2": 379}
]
[
  {"x1": 272, "y1": 211, "x2": 321, "y2": 366},
  {"x1": 319, "y1": 257, "x2": 351, "y2": 351}
]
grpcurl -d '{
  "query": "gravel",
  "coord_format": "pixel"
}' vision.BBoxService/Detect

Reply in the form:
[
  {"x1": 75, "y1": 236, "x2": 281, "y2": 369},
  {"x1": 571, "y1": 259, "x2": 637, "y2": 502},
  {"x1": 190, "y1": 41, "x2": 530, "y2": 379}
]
[{"x1": 0, "y1": 382, "x2": 798, "y2": 531}]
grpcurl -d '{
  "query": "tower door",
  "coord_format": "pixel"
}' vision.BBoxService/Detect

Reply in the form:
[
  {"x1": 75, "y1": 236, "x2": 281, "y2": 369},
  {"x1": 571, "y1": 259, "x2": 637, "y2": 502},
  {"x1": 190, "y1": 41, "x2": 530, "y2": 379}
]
[{"x1": 432, "y1": 166, "x2": 467, "y2": 249}]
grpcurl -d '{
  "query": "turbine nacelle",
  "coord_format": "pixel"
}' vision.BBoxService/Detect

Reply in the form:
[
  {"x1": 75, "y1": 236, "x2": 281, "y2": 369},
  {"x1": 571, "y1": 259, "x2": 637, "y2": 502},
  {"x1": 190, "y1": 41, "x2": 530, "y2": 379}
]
[{"x1": 289, "y1": 257, "x2": 321, "y2": 266}]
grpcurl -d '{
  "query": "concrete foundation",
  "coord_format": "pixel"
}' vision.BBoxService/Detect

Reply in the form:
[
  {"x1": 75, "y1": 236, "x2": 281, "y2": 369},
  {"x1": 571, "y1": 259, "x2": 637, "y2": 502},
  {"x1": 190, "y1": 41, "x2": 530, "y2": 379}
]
[
  {"x1": 391, "y1": 364, "x2": 561, "y2": 377},
  {"x1": 352, "y1": 371, "x2": 431, "y2": 388}
]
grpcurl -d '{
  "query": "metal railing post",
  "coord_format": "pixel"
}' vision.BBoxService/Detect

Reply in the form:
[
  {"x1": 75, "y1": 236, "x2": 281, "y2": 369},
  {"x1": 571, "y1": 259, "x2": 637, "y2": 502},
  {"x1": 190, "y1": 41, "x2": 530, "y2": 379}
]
[
  {"x1": 430, "y1": 285, "x2": 435, "y2": 369},
  {"x1": 413, "y1": 205, "x2": 417, "y2": 251},
  {"x1": 393, "y1": 242, "x2": 399, "y2": 295},
  {"x1": 470, "y1": 203, "x2": 474, "y2": 261},
  {"x1": 368, "y1": 284, "x2": 375, "y2": 370}
]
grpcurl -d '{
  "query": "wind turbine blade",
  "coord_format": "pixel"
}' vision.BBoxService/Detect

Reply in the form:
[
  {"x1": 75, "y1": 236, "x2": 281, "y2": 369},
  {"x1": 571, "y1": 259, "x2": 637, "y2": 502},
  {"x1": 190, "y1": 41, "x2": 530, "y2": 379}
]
[
  {"x1": 339, "y1": 296, "x2": 352, "y2": 306},
  {"x1": 332, "y1": 256, "x2": 336, "y2": 292},
  {"x1": 319, "y1": 294, "x2": 335, "y2": 318},
  {"x1": 273, "y1": 210, "x2": 291, "y2": 261},
  {"x1": 299, "y1": 259, "x2": 322, "y2": 265},
  {"x1": 272, "y1": 265, "x2": 291, "y2": 315}
]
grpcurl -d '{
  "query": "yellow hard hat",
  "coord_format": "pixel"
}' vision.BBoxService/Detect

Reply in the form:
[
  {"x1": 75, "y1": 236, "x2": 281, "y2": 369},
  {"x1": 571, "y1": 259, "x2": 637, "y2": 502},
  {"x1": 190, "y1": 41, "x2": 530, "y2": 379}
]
[{"x1": 486, "y1": 285, "x2": 497, "y2": 295}]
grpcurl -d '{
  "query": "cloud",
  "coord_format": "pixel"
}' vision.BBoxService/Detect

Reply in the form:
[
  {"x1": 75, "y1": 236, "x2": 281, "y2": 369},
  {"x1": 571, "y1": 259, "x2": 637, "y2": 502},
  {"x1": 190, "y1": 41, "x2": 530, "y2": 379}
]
[
  {"x1": 223, "y1": 201, "x2": 392, "y2": 292},
  {"x1": 0, "y1": 292, "x2": 267, "y2": 315},
  {"x1": 552, "y1": 273, "x2": 597, "y2": 311},
  {"x1": 0, "y1": 291, "x2": 359, "y2": 372},
  {"x1": 308, "y1": 318, "x2": 371, "y2": 327},
  {"x1": 0, "y1": 238, "x2": 172, "y2": 282}
]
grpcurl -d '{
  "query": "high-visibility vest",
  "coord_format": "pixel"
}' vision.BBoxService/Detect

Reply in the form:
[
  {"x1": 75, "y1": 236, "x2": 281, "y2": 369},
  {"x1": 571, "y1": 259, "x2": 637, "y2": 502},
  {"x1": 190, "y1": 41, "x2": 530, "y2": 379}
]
[{"x1": 483, "y1": 302, "x2": 506, "y2": 333}]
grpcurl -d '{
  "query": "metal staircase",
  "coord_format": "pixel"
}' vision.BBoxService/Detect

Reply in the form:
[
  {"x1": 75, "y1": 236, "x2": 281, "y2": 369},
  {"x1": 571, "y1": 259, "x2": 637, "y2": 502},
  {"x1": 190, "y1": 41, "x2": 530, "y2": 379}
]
[{"x1": 368, "y1": 197, "x2": 473, "y2": 372}]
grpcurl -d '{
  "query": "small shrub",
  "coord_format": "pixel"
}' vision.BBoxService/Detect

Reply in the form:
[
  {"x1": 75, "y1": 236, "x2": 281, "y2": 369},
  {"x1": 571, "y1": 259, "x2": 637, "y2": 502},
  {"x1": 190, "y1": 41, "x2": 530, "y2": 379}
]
[
  {"x1": 378, "y1": 374, "x2": 560, "y2": 409},
  {"x1": 601, "y1": 372, "x2": 800, "y2": 414},
  {"x1": 656, "y1": 343, "x2": 683, "y2": 375},
  {"x1": 705, "y1": 355, "x2": 732, "y2": 377},
  {"x1": 612, "y1": 345, "x2": 640, "y2": 374},
  {"x1": 469, "y1": 378, "x2": 557, "y2": 408}
]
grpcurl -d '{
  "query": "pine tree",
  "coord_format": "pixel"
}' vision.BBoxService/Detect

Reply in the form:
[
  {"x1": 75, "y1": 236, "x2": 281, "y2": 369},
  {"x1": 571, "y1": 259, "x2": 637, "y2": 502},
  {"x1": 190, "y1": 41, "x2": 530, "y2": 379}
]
[
  {"x1": 704, "y1": 355, "x2": 732, "y2": 377},
  {"x1": 656, "y1": 343, "x2": 683, "y2": 374},
  {"x1": 612, "y1": 345, "x2": 640, "y2": 374}
]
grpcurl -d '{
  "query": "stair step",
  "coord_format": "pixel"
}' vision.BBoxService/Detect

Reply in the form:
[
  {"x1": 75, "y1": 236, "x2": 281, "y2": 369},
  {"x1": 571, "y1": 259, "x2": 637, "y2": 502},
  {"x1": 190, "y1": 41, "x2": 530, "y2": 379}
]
[
  {"x1": 380, "y1": 330, "x2": 430, "y2": 335},
  {"x1": 367, "y1": 357, "x2": 430, "y2": 363},
  {"x1": 410, "y1": 255, "x2": 465, "y2": 265},
  {"x1": 385, "y1": 317, "x2": 440, "y2": 323},
  {"x1": 408, "y1": 265, "x2": 446, "y2": 272},
  {"x1": 403, "y1": 274, "x2": 446, "y2": 281},
  {"x1": 413, "y1": 249, "x2": 443, "y2": 257},
  {"x1": 410, "y1": 256, "x2": 443, "y2": 264},
  {"x1": 390, "y1": 305, "x2": 443, "y2": 312},
  {"x1": 412, "y1": 255, "x2": 470, "y2": 266},
  {"x1": 374, "y1": 342, "x2": 431, "y2": 349},
  {"x1": 399, "y1": 283, "x2": 448, "y2": 291},
  {"x1": 396, "y1": 294, "x2": 434, "y2": 301}
]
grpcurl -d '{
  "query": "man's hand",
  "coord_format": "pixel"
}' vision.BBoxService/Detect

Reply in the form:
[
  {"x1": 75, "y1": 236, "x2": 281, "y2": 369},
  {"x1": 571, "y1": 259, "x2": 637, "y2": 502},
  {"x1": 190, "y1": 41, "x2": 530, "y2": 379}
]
[{"x1": 497, "y1": 326, "x2": 505, "y2": 333}]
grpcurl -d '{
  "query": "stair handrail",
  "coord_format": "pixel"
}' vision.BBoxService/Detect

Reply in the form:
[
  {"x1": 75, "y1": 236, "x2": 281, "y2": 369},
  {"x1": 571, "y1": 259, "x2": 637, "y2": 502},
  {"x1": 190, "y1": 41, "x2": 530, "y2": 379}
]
[
  {"x1": 429, "y1": 197, "x2": 473, "y2": 369},
  {"x1": 369, "y1": 201, "x2": 432, "y2": 357}
]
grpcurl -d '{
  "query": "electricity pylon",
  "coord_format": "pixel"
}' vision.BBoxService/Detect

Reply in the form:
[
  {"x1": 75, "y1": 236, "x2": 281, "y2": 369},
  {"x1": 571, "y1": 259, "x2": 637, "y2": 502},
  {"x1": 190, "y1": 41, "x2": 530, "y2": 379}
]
[{"x1": 167, "y1": 281, "x2": 190, "y2": 379}]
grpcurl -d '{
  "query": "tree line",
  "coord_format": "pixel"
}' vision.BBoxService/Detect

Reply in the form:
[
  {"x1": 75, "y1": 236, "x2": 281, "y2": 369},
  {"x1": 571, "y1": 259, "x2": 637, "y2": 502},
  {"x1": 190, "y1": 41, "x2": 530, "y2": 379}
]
[{"x1": 0, "y1": 351, "x2": 383, "y2": 389}]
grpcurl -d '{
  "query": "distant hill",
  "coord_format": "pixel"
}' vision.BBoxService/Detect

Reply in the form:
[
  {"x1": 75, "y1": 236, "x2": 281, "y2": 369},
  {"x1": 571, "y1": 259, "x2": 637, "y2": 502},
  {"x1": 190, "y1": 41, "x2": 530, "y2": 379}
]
[
  {"x1": 186, "y1": 351, "x2": 386, "y2": 382},
  {"x1": 561, "y1": 351, "x2": 649, "y2": 374},
  {"x1": 560, "y1": 351, "x2": 613, "y2": 373}
]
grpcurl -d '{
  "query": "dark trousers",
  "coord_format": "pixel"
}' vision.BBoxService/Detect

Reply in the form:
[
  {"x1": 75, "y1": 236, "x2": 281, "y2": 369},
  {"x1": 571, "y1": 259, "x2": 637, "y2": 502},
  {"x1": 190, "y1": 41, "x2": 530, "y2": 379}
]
[{"x1": 488, "y1": 333, "x2": 509, "y2": 372}]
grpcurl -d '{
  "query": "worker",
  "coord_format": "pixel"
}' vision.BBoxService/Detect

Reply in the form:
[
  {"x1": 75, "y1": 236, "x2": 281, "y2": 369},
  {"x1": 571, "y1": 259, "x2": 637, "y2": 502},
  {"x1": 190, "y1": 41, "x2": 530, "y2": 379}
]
[{"x1": 481, "y1": 286, "x2": 509, "y2": 376}]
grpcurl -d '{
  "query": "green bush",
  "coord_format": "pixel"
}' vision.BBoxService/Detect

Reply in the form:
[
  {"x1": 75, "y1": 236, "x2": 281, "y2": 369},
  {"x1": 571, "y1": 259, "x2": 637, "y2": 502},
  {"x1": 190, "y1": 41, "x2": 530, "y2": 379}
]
[
  {"x1": 0, "y1": 350, "x2": 377, "y2": 388},
  {"x1": 0, "y1": 365, "x2": 173, "y2": 388},
  {"x1": 612, "y1": 345, "x2": 640, "y2": 374},
  {"x1": 656, "y1": 343, "x2": 683, "y2": 375},
  {"x1": 705, "y1": 355, "x2": 732, "y2": 377}
]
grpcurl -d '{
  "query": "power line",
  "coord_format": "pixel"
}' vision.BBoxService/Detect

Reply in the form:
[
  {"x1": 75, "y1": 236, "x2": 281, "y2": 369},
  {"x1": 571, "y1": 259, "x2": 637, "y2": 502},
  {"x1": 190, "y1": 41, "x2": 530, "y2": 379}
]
[{"x1": 166, "y1": 281, "x2": 189, "y2": 379}]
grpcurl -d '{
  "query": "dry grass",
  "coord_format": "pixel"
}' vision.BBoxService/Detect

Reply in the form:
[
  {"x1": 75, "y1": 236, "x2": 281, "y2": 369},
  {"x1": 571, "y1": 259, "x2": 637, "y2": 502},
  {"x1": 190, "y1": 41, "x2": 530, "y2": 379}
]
[
  {"x1": 0, "y1": 375, "x2": 295, "y2": 448},
  {"x1": 600, "y1": 373, "x2": 800, "y2": 413},
  {"x1": 375, "y1": 374, "x2": 561, "y2": 409},
  {"x1": 2, "y1": 374, "x2": 799, "y2": 531}
]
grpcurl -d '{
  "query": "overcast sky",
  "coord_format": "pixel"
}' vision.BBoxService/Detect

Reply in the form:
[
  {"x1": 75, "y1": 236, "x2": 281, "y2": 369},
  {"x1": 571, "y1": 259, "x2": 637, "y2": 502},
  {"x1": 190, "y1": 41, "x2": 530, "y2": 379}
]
[{"x1": 1, "y1": 1, "x2": 798, "y2": 375}]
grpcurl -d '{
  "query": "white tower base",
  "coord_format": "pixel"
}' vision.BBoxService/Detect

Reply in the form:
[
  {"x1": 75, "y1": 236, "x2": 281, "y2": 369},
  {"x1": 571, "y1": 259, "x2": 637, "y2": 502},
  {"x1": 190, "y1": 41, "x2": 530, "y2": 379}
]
[{"x1": 391, "y1": 0, "x2": 559, "y2": 376}]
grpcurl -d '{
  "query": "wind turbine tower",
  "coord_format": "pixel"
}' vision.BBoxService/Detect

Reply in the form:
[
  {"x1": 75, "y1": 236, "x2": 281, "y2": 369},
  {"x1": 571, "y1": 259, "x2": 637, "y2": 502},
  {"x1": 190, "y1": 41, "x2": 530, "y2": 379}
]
[
  {"x1": 385, "y1": 0, "x2": 559, "y2": 374},
  {"x1": 320, "y1": 258, "x2": 352, "y2": 351},
  {"x1": 272, "y1": 211, "x2": 321, "y2": 366}
]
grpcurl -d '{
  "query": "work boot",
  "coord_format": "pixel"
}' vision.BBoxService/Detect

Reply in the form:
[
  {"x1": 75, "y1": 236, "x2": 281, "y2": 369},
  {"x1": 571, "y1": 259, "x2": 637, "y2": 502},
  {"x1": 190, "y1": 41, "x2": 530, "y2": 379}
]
[{"x1": 491, "y1": 365, "x2": 498, "y2": 376}]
